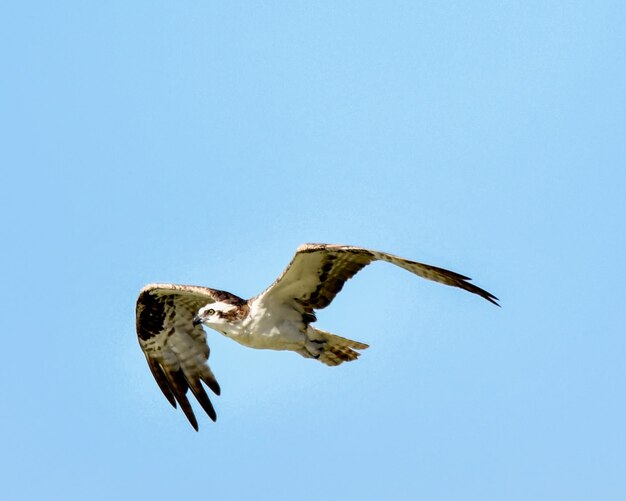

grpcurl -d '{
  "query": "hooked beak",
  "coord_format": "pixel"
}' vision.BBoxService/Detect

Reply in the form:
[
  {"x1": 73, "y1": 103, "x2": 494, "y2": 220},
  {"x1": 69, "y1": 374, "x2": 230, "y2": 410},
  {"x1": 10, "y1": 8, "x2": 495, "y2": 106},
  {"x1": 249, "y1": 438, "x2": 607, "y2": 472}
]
[{"x1": 192, "y1": 315, "x2": 202, "y2": 327}]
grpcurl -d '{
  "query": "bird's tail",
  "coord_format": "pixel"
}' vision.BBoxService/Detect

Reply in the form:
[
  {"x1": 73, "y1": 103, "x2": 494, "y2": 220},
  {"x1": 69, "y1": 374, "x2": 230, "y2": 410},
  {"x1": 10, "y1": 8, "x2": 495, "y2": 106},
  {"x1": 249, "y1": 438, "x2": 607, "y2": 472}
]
[{"x1": 304, "y1": 327, "x2": 369, "y2": 366}]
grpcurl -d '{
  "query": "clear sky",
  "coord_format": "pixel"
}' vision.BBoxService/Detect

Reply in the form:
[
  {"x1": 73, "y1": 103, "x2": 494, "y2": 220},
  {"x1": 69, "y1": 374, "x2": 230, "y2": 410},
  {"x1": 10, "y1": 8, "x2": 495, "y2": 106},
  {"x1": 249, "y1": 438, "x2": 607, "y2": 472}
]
[{"x1": 2, "y1": 1, "x2": 626, "y2": 500}]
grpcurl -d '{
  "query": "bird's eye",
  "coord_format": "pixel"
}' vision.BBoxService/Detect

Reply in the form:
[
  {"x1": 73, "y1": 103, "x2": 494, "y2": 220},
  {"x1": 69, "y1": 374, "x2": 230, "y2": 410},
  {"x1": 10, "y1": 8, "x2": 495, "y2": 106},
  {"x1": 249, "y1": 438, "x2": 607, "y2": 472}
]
[{"x1": 207, "y1": 309, "x2": 215, "y2": 316}]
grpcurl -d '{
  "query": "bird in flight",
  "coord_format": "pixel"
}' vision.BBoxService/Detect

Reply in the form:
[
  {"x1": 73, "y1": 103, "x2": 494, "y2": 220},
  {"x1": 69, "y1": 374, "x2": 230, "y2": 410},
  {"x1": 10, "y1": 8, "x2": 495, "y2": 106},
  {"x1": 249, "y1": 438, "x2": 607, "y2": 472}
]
[{"x1": 136, "y1": 243, "x2": 498, "y2": 430}]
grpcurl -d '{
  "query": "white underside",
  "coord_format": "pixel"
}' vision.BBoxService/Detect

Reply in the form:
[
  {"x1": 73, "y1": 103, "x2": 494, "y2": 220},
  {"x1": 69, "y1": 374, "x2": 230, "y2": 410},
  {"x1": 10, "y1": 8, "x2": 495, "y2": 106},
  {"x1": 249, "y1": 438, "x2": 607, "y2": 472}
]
[
  {"x1": 201, "y1": 298, "x2": 368, "y2": 365},
  {"x1": 205, "y1": 299, "x2": 307, "y2": 352}
]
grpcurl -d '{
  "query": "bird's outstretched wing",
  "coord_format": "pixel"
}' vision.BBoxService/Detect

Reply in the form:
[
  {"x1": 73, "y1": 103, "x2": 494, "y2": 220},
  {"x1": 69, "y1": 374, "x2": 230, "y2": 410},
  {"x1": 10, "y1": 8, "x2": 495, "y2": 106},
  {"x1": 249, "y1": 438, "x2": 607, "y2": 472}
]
[
  {"x1": 254, "y1": 244, "x2": 499, "y2": 314},
  {"x1": 136, "y1": 283, "x2": 244, "y2": 430}
]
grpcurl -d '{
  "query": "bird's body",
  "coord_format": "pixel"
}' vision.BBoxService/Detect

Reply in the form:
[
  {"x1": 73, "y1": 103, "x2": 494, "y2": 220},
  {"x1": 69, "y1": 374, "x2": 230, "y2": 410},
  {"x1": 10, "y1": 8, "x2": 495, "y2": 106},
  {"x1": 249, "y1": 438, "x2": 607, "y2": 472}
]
[
  {"x1": 196, "y1": 294, "x2": 367, "y2": 360},
  {"x1": 210, "y1": 299, "x2": 305, "y2": 351},
  {"x1": 136, "y1": 243, "x2": 498, "y2": 430}
]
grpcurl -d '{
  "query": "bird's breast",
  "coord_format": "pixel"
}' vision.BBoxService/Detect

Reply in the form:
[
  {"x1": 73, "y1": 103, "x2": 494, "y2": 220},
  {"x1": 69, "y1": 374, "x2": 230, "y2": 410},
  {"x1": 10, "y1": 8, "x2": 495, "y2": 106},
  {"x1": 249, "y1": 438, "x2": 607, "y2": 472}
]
[{"x1": 223, "y1": 301, "x2": 305, "y2": 351}]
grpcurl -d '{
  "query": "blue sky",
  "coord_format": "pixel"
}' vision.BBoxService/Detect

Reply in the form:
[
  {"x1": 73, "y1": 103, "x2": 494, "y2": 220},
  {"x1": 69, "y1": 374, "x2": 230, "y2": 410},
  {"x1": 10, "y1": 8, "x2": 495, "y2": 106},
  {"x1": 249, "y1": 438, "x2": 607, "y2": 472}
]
[{"x1": 2, "y1": 1, "x2": 625, "y2": 500}]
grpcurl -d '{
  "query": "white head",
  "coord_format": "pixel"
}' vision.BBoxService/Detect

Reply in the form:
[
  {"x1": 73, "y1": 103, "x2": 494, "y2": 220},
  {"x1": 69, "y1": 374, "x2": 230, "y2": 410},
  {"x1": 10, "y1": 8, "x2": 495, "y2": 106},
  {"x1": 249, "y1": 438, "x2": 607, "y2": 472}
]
[{"x1": 193, "y1": 301, "x2": 240, "y2": 328}]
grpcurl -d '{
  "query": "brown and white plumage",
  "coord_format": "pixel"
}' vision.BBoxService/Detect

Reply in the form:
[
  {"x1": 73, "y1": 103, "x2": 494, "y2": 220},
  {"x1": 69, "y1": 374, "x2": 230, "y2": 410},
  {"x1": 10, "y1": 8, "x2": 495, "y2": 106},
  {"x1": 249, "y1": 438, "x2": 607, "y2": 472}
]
[
  {"x1": 136, "y1": 243, "x2": 498, "y2": 430},
  {"x1": 136, "y1": 285, "x2": 241, "y2": 430}
]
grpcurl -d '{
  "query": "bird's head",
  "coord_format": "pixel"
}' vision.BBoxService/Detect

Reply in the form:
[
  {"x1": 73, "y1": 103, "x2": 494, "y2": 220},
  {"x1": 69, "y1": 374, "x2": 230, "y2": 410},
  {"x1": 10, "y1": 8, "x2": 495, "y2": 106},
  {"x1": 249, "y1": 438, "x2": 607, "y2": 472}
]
[{"x1": 194, "y1": 302, "x2": 239, "y2": 327}]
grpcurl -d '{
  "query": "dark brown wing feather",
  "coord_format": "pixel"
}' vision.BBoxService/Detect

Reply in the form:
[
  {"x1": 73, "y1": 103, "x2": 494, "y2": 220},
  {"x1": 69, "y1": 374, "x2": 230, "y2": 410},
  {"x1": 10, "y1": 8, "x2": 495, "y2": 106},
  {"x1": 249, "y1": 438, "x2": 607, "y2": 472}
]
[
  {"x1": 255, "y1": 244, "x2": 498, "y2": 314},
  {"x1": 136, "y1": 283, "x2": 244, "y2": 430}
]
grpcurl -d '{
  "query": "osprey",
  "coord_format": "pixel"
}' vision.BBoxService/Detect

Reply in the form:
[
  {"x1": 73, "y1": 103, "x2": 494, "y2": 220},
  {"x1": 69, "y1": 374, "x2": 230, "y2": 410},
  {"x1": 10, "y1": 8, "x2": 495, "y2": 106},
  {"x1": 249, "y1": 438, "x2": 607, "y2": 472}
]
[{"x1": 136, "y1": 243, "x2": 498, "y2": 430}]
